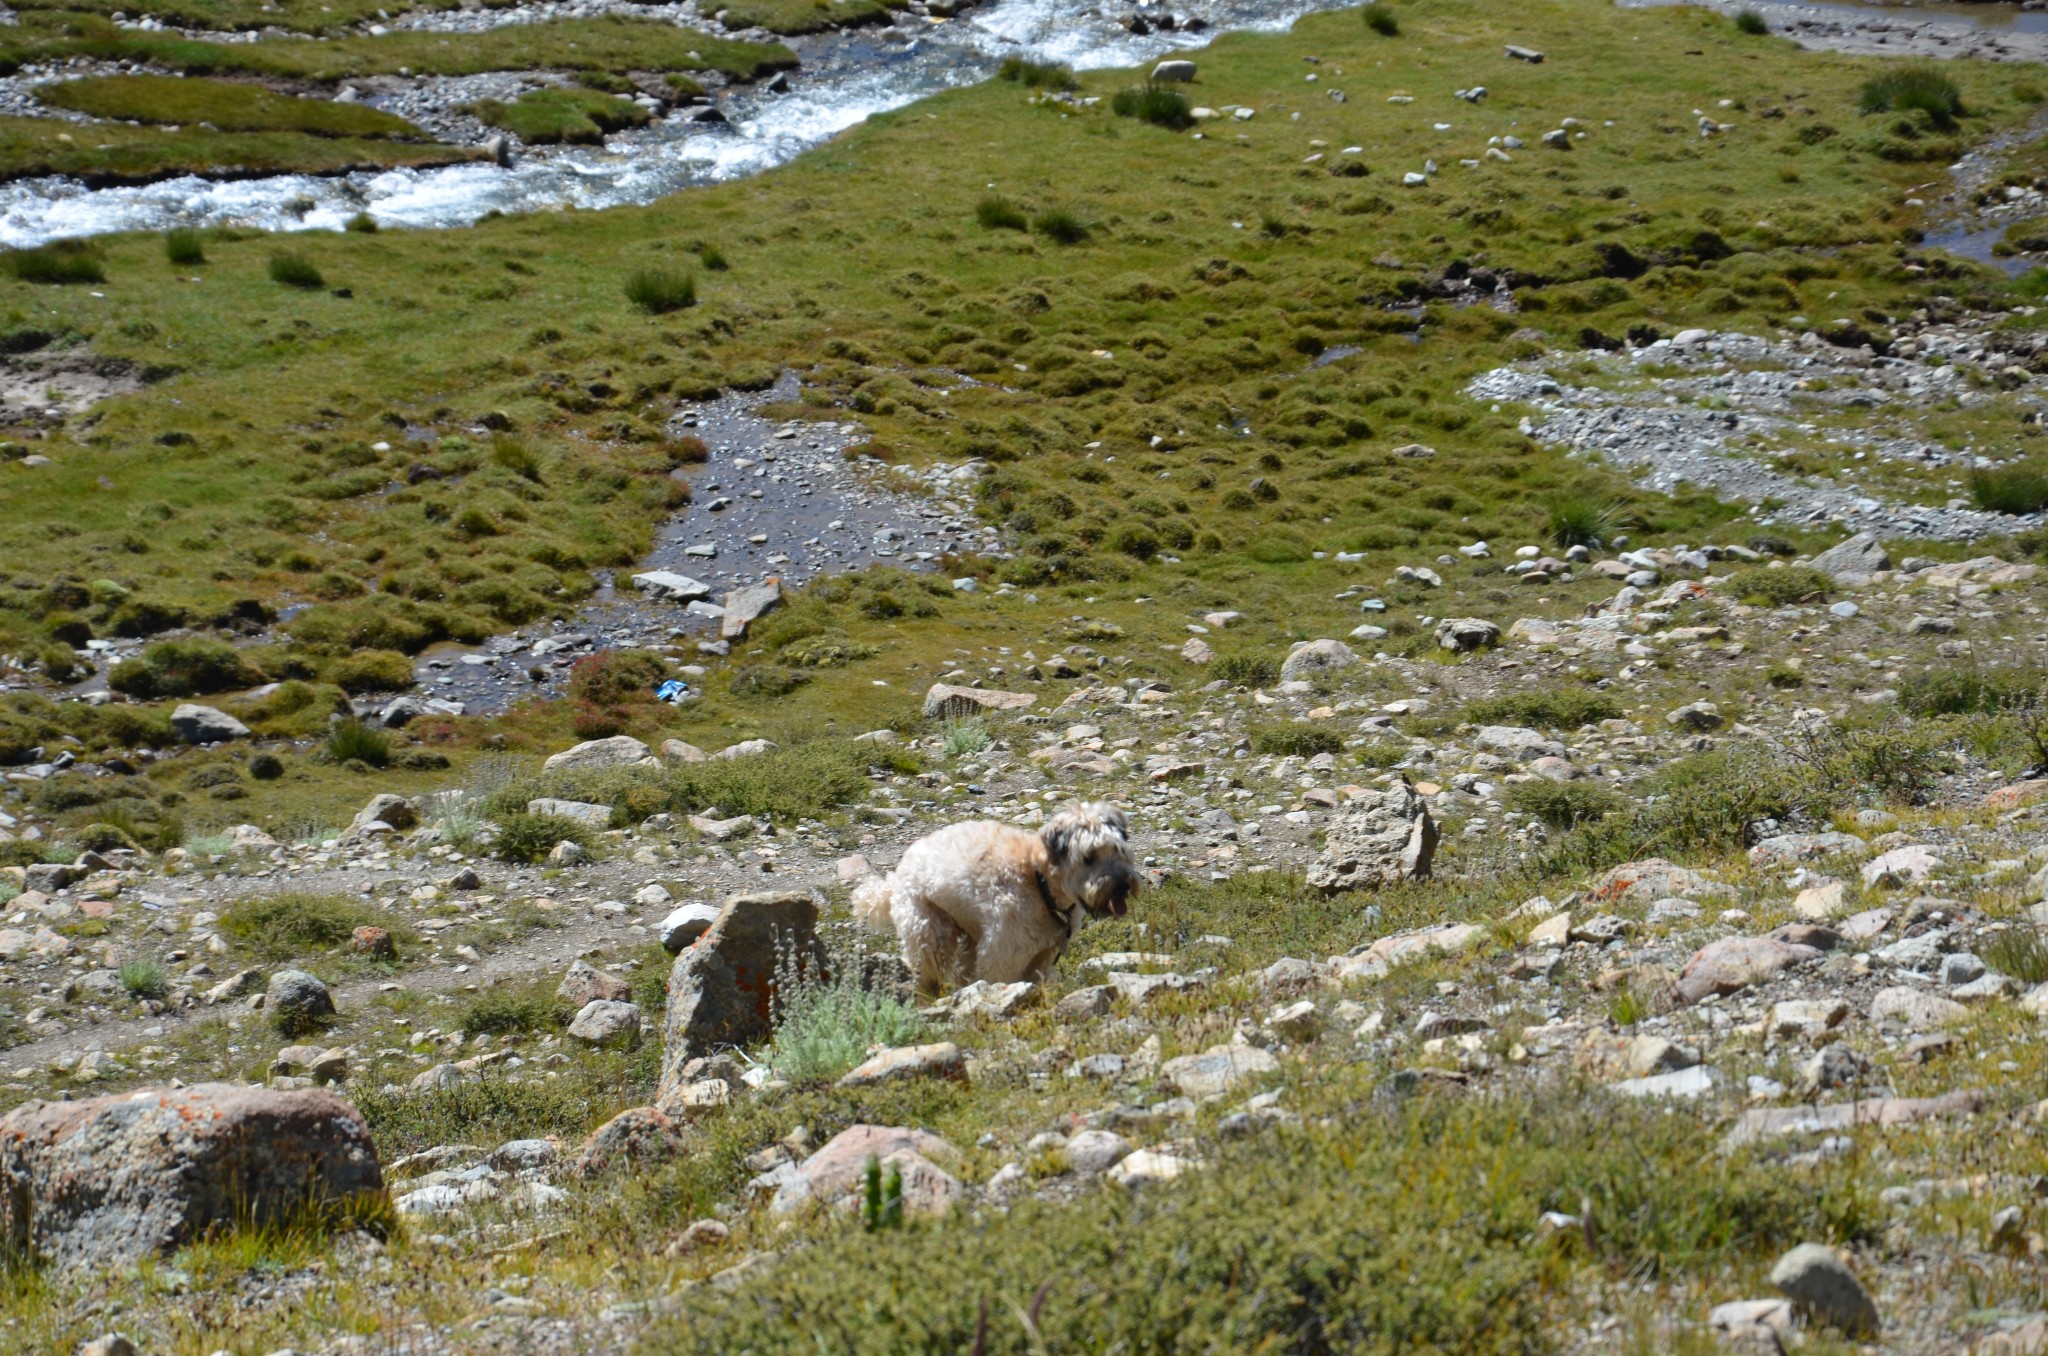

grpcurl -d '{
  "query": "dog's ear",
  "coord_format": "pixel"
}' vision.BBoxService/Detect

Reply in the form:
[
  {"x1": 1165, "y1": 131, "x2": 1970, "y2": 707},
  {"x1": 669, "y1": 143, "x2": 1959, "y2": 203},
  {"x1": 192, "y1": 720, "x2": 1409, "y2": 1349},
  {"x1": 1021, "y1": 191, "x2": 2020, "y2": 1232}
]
[
  {"x1": 1043, "y1": 820, "x2": 1071, "y2": 863},
  {"x1": 1101, "y1": 804, "x2": 1130, "y2": 841}
]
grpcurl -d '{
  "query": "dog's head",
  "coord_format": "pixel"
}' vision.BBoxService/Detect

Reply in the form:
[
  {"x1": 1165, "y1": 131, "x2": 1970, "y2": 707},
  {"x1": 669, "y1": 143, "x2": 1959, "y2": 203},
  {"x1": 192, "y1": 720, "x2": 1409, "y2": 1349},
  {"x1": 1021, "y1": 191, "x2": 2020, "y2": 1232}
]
[{"x1": 1041, "y1": 801, "x2": 1137, "y2": 919}]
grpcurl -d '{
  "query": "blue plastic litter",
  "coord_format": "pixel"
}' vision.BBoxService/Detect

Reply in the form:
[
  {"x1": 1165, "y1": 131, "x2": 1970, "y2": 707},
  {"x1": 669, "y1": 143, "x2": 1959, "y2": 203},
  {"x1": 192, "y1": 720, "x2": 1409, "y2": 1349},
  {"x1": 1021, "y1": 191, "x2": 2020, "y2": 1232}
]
[{"x1": 656, "y1": 679, "x2": 690, "y2": 704}]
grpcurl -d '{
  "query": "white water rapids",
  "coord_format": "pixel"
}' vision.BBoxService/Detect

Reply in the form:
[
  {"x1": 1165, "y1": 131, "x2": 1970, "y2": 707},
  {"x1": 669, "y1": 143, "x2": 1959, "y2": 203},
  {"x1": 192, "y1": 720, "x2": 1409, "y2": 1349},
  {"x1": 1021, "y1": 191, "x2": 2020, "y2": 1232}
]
[{"x1": 0, "y1": 0, "x2": 1358, "y2": 244}]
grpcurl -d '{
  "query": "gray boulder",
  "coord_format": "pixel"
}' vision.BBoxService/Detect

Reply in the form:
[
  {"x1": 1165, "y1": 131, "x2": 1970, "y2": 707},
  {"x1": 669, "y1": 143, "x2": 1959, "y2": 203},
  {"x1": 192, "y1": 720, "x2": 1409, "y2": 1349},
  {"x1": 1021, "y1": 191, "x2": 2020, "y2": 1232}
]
[
  {"x1": 567, "y1": 999, "x2": 644, "y2": 1050},
  {"x1": 1280, "y1": 639, "x2": 1358, "y2": 682},
  {"x1": 1152, "y1": 59, "x2": 1197, "y2": 82},
  {"x1": 1307, "y1": 782, "x2": 1437, "y2": 892},
  {"x1": 347, "y1": 793, "x2": 417, "y2": 837},
  {"x1": 658, "y1": 891, "x2": 826, "y2": 1103},
  {"x1": 266, "y1": 969, "x2": 334, "y2": 1034},
  {"x1": 1808, "y1": 532, "x2": 1890, "y2": 583},
  {"x1": 721, "y1": 580, "x2": 783, "y2": 640},
  {"x1": 557, "y1": 958, "x2": 631, "y2": 1008},
  {"x1": 542, "y1": 735, "x2": 652, "y2": 774},
  {"x1": 660, "y1": 902, "x2": 723, "y2": 954},
  {"x1": 1432, "y1": 617, "x2": 1500, "y2": 653},
  {"x1": 0, "y1": 1083, "x2": 383, "y2": 1268},
  {"x1": 170, "y1": 705, "x2": 249, "y2": 744},
  {"x1": 1770, "y1": 1243, "x2": 1879, "y2": 1335},
  {"x1": 922, "y1": 684, "x2": 1034, "y2": 719}
]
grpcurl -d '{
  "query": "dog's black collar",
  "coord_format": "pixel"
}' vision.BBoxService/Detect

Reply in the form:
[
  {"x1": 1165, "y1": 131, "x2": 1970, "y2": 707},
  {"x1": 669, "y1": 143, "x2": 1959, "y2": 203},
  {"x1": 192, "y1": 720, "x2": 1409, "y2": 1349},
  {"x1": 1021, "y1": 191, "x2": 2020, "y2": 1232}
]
[{"x1": 1035, "y1": 869, "x2": 1076, "y2": 936}]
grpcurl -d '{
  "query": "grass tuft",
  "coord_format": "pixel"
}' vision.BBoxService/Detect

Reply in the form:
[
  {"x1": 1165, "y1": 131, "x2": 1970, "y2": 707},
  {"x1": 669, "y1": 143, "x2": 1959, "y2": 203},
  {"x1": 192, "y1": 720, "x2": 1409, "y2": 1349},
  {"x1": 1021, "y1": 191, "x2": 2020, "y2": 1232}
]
[
  {"x1": 1110, "y1": 83, "x2": 1194, "y2": 130},
  {"x1": 4, "y1": 239, "x2": 104, "y2": 285},
  {"x1": 322, "y1": 717, "x2": 392, "y2": 768},
  {"x1": 1545, "y1": 495, "x2": 1617, "y2": 549},
  {"x1": 938, "y1": 717, "x2": 991, "y2": 758},
  {"x1": 625, "y1": 265, "x2": 697, "y2": 314},
  {"x1": 1969, "y1": 462, "x2": 2048, "y2": 515},
  {"x1": 1364, "y1": 5, "x2": 1399, "y2": 36},
  {"x1": 1031, "y1": 207, "x2": 1089, "y2": 244},
  {"x1": 268, "y1": 252, "x2": 325, "y2": 289},
  {"x1": 164, "y1": 227, "x2": 205, "y2": 265},
  {"x1": 997, "y1": 55, "x2": 1077, "y2": 90},
  {"x1": 975, "y1": 195, "x2": 1029, "y2": 231},
  {"x1": 1733, "y1": 8, "x2": 1768, "y2": 35},
  {"x1": 1859, "y1": 65, "x2": 1963, "y2": 128}
]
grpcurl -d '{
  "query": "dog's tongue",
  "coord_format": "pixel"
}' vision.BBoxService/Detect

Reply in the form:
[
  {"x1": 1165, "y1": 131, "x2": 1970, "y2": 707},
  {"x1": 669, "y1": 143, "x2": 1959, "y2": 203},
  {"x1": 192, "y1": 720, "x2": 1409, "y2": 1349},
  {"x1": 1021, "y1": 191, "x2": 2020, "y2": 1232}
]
[{"x1": 1110, "y1": 896, "x2": 1128, "y2": 917}]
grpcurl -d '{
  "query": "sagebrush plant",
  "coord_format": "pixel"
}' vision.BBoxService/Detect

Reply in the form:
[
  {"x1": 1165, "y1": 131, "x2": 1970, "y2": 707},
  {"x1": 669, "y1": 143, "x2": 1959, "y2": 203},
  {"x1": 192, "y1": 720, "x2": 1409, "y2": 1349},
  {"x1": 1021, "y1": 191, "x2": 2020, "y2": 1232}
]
[
  {"x1": 938, "y1": 717, "x2": 991, "y2": 758},
  {"x1": 768, "y1": 938, "x2": 923, "y2": 1082},
  {"x1": 217, "y1": 892, "x2": 393, "y2": 960},
  {"x1": 119, "y1": 960, "x2": 167, "y2": 999},
  {"x1": 1724, "y1": 564, "x2": 1832, "y2": 607},
  {"x1": 1251, "y1": 723, "x2": 1344, "y2": 757}
]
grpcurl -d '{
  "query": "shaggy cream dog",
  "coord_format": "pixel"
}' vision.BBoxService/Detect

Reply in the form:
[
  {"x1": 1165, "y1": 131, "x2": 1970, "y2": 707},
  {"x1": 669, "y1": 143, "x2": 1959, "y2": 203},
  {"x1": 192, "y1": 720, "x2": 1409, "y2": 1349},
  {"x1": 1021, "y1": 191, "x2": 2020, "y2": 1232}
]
[{"x1": 852, "y1": 802, "x2": 1138, "y2": 993}]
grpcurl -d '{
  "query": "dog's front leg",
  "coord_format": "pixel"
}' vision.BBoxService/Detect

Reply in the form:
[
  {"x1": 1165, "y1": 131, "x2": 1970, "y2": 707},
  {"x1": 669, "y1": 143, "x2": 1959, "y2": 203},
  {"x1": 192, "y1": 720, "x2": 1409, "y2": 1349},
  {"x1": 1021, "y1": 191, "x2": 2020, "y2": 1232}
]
[{"x1": 1022, "y1": 941, "x2": 1067, "y2": 984}]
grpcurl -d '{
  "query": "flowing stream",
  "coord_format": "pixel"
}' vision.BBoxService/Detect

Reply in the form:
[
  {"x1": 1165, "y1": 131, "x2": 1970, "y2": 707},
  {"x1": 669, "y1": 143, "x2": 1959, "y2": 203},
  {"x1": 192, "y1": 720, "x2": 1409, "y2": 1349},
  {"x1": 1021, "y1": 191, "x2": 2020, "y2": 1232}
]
[{"x1": 0, "y1": 0, "x2": 1357, "y2": 244}]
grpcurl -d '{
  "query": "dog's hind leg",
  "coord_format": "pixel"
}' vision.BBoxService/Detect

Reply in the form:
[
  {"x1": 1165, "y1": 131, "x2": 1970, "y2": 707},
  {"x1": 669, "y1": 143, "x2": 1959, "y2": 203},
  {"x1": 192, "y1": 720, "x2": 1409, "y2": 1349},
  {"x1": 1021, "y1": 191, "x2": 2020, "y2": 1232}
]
[{"x1": 896, "y1": 895, "x2": 976, "y2": 995}]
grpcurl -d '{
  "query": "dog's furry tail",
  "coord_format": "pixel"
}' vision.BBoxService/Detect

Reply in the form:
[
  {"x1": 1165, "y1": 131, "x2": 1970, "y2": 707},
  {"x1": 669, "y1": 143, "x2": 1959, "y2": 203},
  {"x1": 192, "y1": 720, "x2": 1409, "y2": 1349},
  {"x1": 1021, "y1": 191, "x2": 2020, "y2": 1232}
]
[{"x1": 850, "y1": 872, "x2": 895, "y2": 932}]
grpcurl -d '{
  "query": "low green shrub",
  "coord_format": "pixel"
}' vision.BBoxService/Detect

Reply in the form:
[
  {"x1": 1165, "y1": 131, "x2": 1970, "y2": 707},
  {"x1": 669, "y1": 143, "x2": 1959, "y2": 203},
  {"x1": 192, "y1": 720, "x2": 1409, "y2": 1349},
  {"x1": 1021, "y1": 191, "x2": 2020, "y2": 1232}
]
[
  {"x1": 346, "y1": 212, "x2": 380, "y2": 234},
  {"x1": 1725, "y1": 565, "x2": 1832, "y2": 607},
  {"x1": 1463, "y1": 688, "x2": 1620, "y2": 730},
  {"x1": 1251, "y1": 724, "x2": 1344, "y2": 757},
  {"x1": 328, "y1": 649, "x2": 414, "y2": 693},
  {"x1": 458, "y1": 977, "x2": 566, "y2": 1036},
  {"x1": 652, "y1": 1082, "x2": 1873, "y2": 1353},
  {"x1": 1211, "y1": 651, "x2": 1279, "y2": 688},
  {"x1": 107, "y1": 636, "x2": 260, "y2": 698},
  {"x1": 1504, "y1": 777, "x2": 1627, "y2": 830},
  {"x1": 625, "y1": 266, "x2": 697, "y2": 314},
  {"x1": 1734, "y1": 8, "x2": 1768, "y2": 34},
  {"x1": 1900, "y1": 665, "x2": 2043, "y2": 716},
  {"x1": 491, "y1": 811, "x2": 593, "y2": 864},
  {"x1": 218, "y1": 892, "x2": 390, "y2": 960},
  {"x1": 1364, "y1": 4, "x2": 1399, "y2": 36}
]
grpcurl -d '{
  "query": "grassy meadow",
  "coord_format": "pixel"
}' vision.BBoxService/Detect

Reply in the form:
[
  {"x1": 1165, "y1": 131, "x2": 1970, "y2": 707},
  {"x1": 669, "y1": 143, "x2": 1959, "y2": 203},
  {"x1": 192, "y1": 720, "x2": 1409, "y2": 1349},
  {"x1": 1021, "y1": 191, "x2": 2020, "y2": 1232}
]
[{"x1": 0, "y1": 0, "x2": 2040, "y2": 836}]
